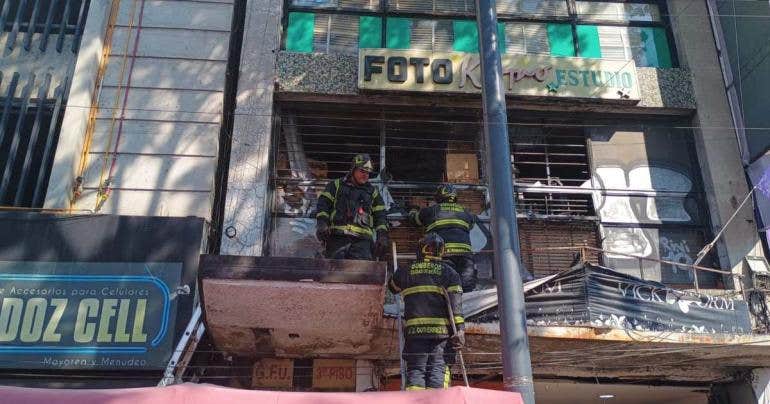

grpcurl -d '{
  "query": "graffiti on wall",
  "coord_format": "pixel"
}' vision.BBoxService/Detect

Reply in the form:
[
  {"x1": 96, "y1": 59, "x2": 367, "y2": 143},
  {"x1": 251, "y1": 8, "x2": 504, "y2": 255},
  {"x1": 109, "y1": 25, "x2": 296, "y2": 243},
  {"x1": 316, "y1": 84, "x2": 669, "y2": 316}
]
[
  {"x1": 590, "y1": 164, "x2": 712, "y2": 284},
  {"x1": 592, "y1": 165, "x2": 695, "y2": 224}
]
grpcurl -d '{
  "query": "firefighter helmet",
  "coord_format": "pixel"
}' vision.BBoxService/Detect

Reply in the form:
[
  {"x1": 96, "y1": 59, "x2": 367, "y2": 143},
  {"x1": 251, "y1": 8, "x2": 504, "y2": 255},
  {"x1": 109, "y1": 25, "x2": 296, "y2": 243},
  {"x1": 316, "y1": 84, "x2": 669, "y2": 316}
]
[
  {"x1": 351, "y1": 153, "x2": 375, "y2": 174},
  {"x1": 435, "y1": 183, "x2": 458, "y2": 202},
  {"x1": 418, "y1": 232, "x2": 446, "y2": 259}
]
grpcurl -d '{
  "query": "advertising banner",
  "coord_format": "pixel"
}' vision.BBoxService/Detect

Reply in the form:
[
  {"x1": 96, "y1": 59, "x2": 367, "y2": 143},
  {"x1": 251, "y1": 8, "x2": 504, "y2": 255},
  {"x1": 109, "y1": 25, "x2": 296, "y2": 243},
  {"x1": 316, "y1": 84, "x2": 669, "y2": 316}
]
[{"x1": 0, "y1": 214, "x2": 204, "y2": 371}]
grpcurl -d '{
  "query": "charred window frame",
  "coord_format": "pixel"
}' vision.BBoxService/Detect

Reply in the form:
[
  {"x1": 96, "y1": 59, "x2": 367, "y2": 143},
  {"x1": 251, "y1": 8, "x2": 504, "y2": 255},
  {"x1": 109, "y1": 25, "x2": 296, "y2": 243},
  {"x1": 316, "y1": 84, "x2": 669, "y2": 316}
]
[
  {"x1": 267, "y1": 104, "x2": 601, "y2": 280},
  {"x1": 282, "y1": 0, "x2": 678, "y2": 68}
]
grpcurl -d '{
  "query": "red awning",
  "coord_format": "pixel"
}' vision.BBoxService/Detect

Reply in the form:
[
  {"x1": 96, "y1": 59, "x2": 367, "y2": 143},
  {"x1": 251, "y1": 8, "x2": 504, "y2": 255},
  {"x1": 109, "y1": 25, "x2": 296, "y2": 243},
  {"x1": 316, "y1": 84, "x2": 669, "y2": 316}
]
[{"x1": 2, "y1": 383, "x2": 523, "y2": 404}]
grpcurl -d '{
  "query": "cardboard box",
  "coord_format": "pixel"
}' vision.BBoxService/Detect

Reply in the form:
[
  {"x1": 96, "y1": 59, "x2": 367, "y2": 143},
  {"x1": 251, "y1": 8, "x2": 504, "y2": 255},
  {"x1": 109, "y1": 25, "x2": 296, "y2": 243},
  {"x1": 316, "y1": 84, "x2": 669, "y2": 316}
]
[
  {"x1": 312, "y1": 359, "x2": 356, "y2": 391},
  {"x1": 446, "y1": 153, "x2": 479, "y2": 183},
  {"x1": 252, "y1": 358, "x2": 294, "y2": 389}
]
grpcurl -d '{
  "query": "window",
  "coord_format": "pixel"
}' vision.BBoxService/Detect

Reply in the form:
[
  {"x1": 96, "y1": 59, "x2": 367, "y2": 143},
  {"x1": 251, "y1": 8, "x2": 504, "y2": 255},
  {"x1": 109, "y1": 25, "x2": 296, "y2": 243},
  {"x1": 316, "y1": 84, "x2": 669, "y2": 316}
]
[
  {"x1": 592, "y1": 26, "x2": 673, "y2": 68},
  {"x1": 576, "y1": 1, "x2": 661, "y2": 22},
  {"x1": 0, "y1": 0, "x2": 91, "y2": 207},
  {"x1": 1, "y1": 0, "x2": 91, "y2": 52},
  {"x1": 503, "y1": 23, "x2": 551, "y2": 55},
  {"x1": 268, "y1": 104, "x2": 603, "y2": 283},
  {"x1": 283, "y1": 0, "x2": 675, "y2": 67}
]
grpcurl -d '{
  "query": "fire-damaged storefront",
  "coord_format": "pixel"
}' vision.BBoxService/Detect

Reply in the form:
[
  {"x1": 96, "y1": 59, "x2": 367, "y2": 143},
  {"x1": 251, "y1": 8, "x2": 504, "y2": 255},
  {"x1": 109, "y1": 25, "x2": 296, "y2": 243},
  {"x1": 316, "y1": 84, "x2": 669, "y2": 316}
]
[
  {"x1": 268, "y1": 102, "x2": 716, "y2": 289},
  {"x1": 201, "y1": 0, "x2": 769, "y2": 400}
]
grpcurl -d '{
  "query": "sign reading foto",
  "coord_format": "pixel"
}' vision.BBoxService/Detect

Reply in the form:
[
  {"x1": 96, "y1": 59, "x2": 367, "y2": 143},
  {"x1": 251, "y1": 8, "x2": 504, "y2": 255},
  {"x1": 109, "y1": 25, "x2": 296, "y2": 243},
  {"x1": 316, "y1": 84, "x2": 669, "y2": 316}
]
[
  {"x1": 0, "y1": 261, "x2": 181, "y2": 370},
  {"x1": 358, "y1": 49, "x2": 640, "y2": 101}
]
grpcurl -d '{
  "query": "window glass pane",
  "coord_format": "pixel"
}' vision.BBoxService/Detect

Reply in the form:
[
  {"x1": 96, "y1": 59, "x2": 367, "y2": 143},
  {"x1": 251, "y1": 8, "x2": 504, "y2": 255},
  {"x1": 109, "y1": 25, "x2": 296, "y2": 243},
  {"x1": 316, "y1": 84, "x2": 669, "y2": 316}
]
[
  {"x1": 503, "y1": 23, "x2": 550, "y2": 55},
  {"x1": 452, "y1": 20, "x2": 478, "y2": 52},
  {"x1": 286, "y1": 12, "x2": 316, "y2": 52},
  {"x1": 312, "y1": 14, "x2": 331, "y2": 53},
  {"x1": 437, "y1": 0, "x2": 474, "y2": 14},
  {"x1": 546, "y1": 23, "x2": 575, "y2": 57},
  {"x1": 576, "y1": 2, "x2": 661, "y2": 22},
  {"x1": 328, "y1": 15, "x2": 360, "y2": 54},
  {"x1": 390, "y1": 0, "x2": 432, "y2": 13},
  {"x1": 291, "y1": 0, "x2": 380, "y2": 11},
  {"x1": 409, "y1": 19, "x2": 434, "y2": 50},
  {"x1": 497, "y1": 0, "x2": 568, "y2": 18},
  {"x1": 596, "y1": 26, "x2": 673, "y2": 67},
  {"x1": 386, "y1": 17, "x2": 412, "y2": 49},
  {"x1": 434, "y1": 20, "x2": 455, "y2": 52},
  {"x1": 359, "y1": 16, "x2": 382, "y2": 48}
]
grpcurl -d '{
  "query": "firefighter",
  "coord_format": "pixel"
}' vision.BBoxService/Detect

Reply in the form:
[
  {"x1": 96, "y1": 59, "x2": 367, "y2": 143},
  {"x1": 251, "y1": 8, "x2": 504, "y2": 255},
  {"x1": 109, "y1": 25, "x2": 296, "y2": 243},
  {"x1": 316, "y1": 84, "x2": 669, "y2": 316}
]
[
  {"x1": 388, "y1": 233, "x2": 465, "y2": 390},
  {"x1": 409, "y1": 184, "x2": 477, "y2": 292},
  {"x1": 315, "y1": 153, "x2": 389, "y2": 260}
]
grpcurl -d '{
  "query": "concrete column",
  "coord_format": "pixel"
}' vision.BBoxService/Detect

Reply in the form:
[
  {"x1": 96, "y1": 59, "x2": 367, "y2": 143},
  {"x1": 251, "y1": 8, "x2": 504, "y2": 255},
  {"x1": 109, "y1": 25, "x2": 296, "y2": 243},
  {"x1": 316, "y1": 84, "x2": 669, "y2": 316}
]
[
  {"x1": 220, "y1": 0, "x2": 282, "y2": 255},
  {"x1": 43, "y1": 1, "x2": 113, "y2": 210},
  {"x1": 668, "y1": 0, "x2": 763, "y2": 289}
]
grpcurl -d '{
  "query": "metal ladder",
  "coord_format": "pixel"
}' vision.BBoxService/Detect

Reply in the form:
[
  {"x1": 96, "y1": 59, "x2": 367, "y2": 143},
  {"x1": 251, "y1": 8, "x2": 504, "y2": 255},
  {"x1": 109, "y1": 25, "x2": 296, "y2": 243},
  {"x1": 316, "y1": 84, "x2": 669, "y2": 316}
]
[
  {"x1": 158, "y1": 305, "x2": 205, "y2": 386},
  {"x1": 391, "y1": 242, "x2": 407, "y2": 390}
]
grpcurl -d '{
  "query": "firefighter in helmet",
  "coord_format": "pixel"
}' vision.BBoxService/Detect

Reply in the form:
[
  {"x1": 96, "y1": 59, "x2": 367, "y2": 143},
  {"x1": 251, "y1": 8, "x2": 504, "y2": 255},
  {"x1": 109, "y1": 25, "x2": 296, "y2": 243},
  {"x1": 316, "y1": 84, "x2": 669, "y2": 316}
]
[
  {"x1": 315, "y1": 153, "x2": 389, "y2": 260},
  {"x1": 409, "y1": 184, "x2": 478, "y2": 292},
  {"x1": 388, "y1": 232, "x2": 465, "y2": 390}
]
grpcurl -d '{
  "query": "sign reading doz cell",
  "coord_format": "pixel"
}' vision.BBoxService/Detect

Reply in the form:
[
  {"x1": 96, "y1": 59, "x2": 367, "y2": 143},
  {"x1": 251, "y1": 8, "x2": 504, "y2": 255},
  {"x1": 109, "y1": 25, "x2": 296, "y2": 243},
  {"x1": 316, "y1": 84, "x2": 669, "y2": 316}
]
[
  {"x1": 0, "y1": 261, "x2": 181, "y2": 370},
  {"x1": 359, "y1": 49, "x2": 640, "y2": 101}
]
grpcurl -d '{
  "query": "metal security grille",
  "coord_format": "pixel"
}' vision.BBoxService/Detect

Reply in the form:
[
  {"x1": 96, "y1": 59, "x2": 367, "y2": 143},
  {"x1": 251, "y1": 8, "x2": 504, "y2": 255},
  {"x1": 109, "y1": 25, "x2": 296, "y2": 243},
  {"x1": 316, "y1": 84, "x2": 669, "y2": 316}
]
[
  {"x1": 269, "y1": 103, "x2": 600, "y2": 279},
  {"x1": 0, "y1": 73, "x2": 67, "y2": 207},
  {"x1": 0, "y1": 0, "x2": 90, "y2": 52},
  {"x1": 0, "y1": 0, "x2": 90, "y2": 207}
]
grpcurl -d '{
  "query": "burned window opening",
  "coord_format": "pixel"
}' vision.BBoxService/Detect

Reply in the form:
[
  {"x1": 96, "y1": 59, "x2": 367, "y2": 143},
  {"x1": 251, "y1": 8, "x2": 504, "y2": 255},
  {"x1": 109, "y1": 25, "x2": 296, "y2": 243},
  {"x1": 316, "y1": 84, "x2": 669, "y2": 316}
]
[{"x1": 269, "y1": 103, "x2": 601, "y2": 282}]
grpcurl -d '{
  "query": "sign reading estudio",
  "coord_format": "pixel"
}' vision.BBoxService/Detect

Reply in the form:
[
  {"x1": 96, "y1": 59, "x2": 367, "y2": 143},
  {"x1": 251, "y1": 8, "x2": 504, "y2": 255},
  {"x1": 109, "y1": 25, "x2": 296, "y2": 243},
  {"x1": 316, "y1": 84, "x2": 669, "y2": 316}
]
[{"x1": 358, "y1": 49, "x2": 640, "y2": 101}]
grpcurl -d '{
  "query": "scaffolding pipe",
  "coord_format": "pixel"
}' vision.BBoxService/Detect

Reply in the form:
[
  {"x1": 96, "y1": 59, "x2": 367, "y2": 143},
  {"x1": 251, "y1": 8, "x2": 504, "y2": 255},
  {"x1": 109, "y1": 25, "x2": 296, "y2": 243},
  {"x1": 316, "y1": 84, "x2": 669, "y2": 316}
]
[{"x1": 475, "y1": 0, "x2": 534, "y2": 401}]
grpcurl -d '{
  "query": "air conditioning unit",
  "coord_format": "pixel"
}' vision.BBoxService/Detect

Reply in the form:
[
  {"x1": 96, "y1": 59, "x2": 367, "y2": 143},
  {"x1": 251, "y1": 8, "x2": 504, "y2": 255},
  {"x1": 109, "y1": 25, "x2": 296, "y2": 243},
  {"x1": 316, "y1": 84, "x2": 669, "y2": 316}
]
[{"x1": 746, "y1": 255, "x2": 770, "y2": 291}]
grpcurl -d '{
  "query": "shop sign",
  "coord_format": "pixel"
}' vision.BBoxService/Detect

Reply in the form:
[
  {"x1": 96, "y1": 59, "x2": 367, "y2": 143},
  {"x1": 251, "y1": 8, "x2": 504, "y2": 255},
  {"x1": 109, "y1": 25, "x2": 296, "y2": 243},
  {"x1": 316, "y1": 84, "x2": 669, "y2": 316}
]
[
  {"x1": 358, "y1": 49, "x2": 640, "y2": 101},
  {"x1": 0, "y1": 261, "x2": 181, "y2": 370},
  {"x1": 252, "y1": 358, "x2": 294, "y2": 389},
  {"x1": 312, "y1": 359, "x2": 356, "y2": 390}
]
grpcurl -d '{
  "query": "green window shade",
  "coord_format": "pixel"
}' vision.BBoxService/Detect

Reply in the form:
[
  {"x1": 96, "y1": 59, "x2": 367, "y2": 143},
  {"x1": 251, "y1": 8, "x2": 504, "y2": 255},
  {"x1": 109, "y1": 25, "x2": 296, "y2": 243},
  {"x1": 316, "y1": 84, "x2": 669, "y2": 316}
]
[
  {"x1": 453, "y1": 20, "x2": 478, "y2": 52},
  {"x1": 359, "y1": 16, "x2": 382, "y2": 48},
  {"x1": 497, "y1": 22, "x2": 506, "y2": 53},
  {"x1": 386, "y1": 17, "x2": 411, "y2": 49},
  {"x1": 651, "y1": 27, "x2": 673, "y2": 68},
  {"x1": 546, "y1": 23, "x2": 575, "y2": 57},
  {"x1": 285, "y1": 12, "x2": 315, "y2": 53},
  {"x1": 576, "y1": 25, "x2": 601, "y2": 58}
]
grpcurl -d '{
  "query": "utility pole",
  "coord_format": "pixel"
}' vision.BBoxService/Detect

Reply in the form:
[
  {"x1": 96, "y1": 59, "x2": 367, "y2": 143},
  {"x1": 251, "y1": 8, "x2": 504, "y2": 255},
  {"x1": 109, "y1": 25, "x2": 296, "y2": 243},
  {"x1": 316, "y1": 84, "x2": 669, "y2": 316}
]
[{"x1": 474, "y1": 0, "x2": 535, "y2": 402}]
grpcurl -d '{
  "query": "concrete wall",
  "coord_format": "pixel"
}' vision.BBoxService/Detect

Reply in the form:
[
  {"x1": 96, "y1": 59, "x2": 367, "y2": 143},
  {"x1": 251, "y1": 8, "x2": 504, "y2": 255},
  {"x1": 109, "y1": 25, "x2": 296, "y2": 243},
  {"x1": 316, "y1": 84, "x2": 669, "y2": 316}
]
[
  {"x1": 667, "y1": 0, "x2": 763, "y2": 287},
  {"x1": 45, "y1": 0, "x2": 233, "y2": 219},
  {"x1": 219, "y1": 0, "x2": 283, "y2": 255}
]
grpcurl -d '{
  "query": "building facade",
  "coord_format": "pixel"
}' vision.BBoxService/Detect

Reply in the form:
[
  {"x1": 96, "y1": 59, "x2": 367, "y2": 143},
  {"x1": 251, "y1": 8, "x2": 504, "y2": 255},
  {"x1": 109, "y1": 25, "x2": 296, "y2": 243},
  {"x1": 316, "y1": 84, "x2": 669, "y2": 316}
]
[{"x1": 2, "y1": 0, "x2": 770, "y2": 402}]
